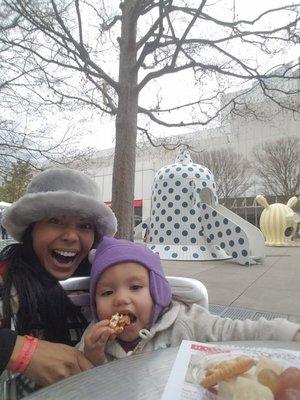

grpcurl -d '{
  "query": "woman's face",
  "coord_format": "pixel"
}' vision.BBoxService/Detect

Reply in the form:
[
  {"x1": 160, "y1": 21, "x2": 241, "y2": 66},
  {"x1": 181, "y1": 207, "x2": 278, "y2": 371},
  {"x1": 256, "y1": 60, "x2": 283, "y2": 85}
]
[{"x1": 32, "y1": 215, "x2": 95, "y2": 280}]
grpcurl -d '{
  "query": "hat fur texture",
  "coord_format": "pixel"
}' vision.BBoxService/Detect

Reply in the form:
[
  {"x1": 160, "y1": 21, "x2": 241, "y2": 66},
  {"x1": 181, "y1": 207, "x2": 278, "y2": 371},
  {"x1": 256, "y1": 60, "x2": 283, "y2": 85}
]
[
  {"x1": 2, "y1": 168, "x2": 117, "y2": 241},
  {"x1": 90, "y1": 237, "x2": 172, "y2": 326}
]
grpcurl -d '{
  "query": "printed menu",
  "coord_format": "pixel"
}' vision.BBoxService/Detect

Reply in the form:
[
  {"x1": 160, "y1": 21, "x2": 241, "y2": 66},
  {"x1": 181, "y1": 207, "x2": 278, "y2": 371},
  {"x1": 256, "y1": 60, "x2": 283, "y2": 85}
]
[{"x1": 161, "y1": 341, "x2": 300, "y2": 400}]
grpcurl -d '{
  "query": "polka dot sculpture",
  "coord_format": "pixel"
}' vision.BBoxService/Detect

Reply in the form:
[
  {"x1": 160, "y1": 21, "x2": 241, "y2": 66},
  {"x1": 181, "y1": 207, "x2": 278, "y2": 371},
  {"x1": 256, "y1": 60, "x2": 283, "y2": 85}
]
[
  {"x1": 256, "y1": 195, "x2": 299, "y2": 246},
  {"x1": 136, "y1": 148, "x2": 265, "y2": 266}
]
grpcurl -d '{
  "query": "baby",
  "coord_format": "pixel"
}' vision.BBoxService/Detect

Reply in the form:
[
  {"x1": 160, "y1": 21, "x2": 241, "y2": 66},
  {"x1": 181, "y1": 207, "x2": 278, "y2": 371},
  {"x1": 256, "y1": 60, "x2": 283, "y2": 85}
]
[{"x1": 78, "y1": 237, "x2": 300, "y2": 366}]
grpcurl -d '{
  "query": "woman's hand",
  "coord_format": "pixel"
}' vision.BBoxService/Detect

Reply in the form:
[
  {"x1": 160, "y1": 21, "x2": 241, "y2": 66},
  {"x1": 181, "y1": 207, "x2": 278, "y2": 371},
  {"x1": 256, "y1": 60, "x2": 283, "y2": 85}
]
[
  {"x1": 84, "y1": 320, "x2": 115, "y2": 366},
  {"x1": 293, "y1": 331, "x2": 300, "y2": 342},
  {"x1": 8, "y1": 336, "x2": 93, "y2": 387}
]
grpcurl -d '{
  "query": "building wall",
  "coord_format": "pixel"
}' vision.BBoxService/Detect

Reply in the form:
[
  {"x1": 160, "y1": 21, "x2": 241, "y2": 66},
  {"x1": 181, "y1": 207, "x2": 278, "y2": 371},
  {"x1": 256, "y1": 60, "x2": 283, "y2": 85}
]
[{"x1": 86, "y1": 68, "x2": 300, "y2": 220}]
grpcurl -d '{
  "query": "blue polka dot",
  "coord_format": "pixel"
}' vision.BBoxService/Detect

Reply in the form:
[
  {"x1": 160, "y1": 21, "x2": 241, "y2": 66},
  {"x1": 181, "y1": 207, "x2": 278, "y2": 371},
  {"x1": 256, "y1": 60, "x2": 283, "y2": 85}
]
[
  {"x1": 159, "y1": 237, "x2": 164, "y2": 243},
  {"x1": 166, "y1": 230, "x2": 171, "y2": 236},
  {"x1": 182, "y1": 188, "x2": 188, "y2": 193},
  {"x1": 182, "y1": 230, "x2": 188, "y2": 236},
  {"x1": 155, "y1": 216, "x2": 159, "y2": 222},
  {"x1": 217, "y1": 231, "x2": 223, "y2": 238},
  {"x1": 160, "y1": 223, "x2": 165, "y2": 228},
  {"x1": 182, "y1": 173, "x2": 188, "y2": 178},
  {"x1": 206, "y1": 238, "x2": 211, "y2": 243},
  {"x1": 154, "y1": 230, "x2": 158, "y2": 235},
  {"x1": 151, "y1": 223, "x2": 154, "y2": 228},
  {"x1": 202, "y1": 204, "x2": 207, "y2": 210},
  {"x1": 158, "y1": 189, "x2": 162, "y2": 195},
  {"x1": 199, "y1": 168, "x2": 204, "y2": 172},
  {"x1": 207, "y1": 223, "x2": 212, "y2": 229},
  {"x1": 211, "y1": 253, "x2": 217, "y2": 258},
  {"x1": 163, "y1": 182, "x2": 168, "y2": 187},
  {"x1": 199, "y1": 230, "x2": 204, "y2": 236},
  {"x1": 169, "y1": 173, "x2": 174, "y2": 178},
  {"x1": 175, "y1": 181, "x2": 181, "y2": 186},
  {"x1": 159, "y1": 175, "x2": 163, "y2": 180},
  {"x1": 175, "y1": 195, "x2": 180, "y2": 200},
  {"x1": 151, "y1": 245, "x2": 155, "y2": 250},
  {"x1": 212, "y1": 211, "x2": 217, "y2": 217},
  {"x1": 229, "y1": 240, "x2": 234, "y2": 247},
  {"x1": 174, "y1": 223, "x2": 180, "y2": 228},
  {"x1": 198, "y1": 217, "x2": 202, "y2": 222},
  {"x1": 168, "y1": 202, "x2": 173, "y2": 208},
  {"x1": 202, "y1": 182, "x2": 207, "y2": 187},
  {"x1": 161, "y1": 209, "x2": 166, "y2": 215},
  {"x1": 171, "y1": 253, "x2": 178, "y2": 258},
  {"x1": 204, "y1": 213, "x2": 209, "y2": 219},
  {"x1": 242, "y1": 250, "x2": 248, "y2": 257},
  {"x1": 176, "y1": 167, "x2": 181, "y2": 171},
  {"x1": 164, "y1": 246, "x2": 170, "y2": 251},
  {"x1": 232, "y1": 252, "x2": 238, "y2": 258},
  {"x1": 215, "y1": 221, "x2": 220, "y2": 227},
  {"x1": 190, "y1": 223, "x2": 196, "y2": 229},
  {"x1": 162, "y1": 195, "x2": 167, "y2": 201},
  {"x1": 156, "y1": 203, "x2": 161, "y2": 208},
  {"x1": 175, "y1": 209, "x2": 180, "y2": 215},
  {"x1": 220, "y1": 242, "x2": 225, "y2": 249},
  {"x1": 182, "y1": 246, "x2": 188, "y2": 251},
  {"x1": 191, "y1": 237, "x2": 196, "y2": 244},
  {"x1": 235, "y1": 226, "x2": 241, "y2": 233},
  {"x1": 168, "y1": 188, "x2": 174, "y2": 193},
  {"x1": 182, "y1": 216, "x2": 188, "y2": 222},
  {"x1": 167, "y1": 216, "x2": 172, "y2": 222},
  {"x1": 188, "y1": 167, "x2": 193, "y2": 171},
  {"x1": 223, "y1": 218, "x2": 228, "y2": 224},
  {"x1": 209, "y1": 234, "x2": 215, "y2": 240},
  {"x1": 165, "y1": 169, "x2": 170, "y2": 173},
  {"x1": 142, "y1": 223, "x2": 147, "y2": 229},
  {"x1": 174, "y1": 237, "x2": 180, "y2": 244},
  {"x1": 200, "y1": 246, "x2": 206, "y2": 251},
  {"x1": 182, "y1": 202, "x2": 188, "y2": 207},
  {"x1": 154, "y1": 196, "x2": 157, "y2": 201},
  {"x1": 193, "y1": 253, "x2": 199, "y2": 258},
  {"x1": 226, "y1": 229, "x2": 232, "y2": 235},
  {"x1": 190, "y1": 209, "x2": 196, "y2": 215},
  {"x1": 238, "y1": 238, "x2": 244, "y2": 245},
  {"x1": 195, "y1": 173, "x2": 200, "y2": 178}
]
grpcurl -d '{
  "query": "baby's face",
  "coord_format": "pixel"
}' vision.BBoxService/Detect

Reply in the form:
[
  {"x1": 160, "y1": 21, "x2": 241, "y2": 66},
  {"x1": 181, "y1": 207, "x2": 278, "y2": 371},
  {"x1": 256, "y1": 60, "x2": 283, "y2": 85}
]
[{"x1": 95, "y1": 262, "x2": 154, "y2": 342}]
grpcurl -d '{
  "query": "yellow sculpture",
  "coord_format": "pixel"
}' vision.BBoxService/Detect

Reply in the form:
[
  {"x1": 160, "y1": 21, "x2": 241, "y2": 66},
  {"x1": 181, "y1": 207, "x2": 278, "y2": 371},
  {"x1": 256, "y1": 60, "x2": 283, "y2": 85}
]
[{"x1": 256, "y1": 195, "x2": 299, "y2": 246}]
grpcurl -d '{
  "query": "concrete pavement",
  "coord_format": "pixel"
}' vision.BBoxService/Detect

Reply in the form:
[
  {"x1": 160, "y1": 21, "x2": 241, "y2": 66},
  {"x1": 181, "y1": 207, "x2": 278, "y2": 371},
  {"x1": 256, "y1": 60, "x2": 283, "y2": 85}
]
[{"x1": 162, "y1": 240, "x2": 300, "y2": 323}]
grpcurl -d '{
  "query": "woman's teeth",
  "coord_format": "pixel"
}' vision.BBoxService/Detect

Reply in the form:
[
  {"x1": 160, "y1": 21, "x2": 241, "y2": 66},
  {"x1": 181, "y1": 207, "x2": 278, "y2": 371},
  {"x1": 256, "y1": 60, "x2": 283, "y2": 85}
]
[{"x1": 52, "y1": 250, "x2": 77, "y2": 263}]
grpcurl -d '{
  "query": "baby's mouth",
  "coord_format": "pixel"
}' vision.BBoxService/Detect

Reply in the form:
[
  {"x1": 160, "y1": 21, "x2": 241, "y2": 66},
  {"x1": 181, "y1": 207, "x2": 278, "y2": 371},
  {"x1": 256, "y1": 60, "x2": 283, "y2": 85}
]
[
  {"x1": 51, "y1": 250, "x2": 78, "y2": 264},
  {"x1": 122, "y1": 312, "x2": 137, "y2": 324}
]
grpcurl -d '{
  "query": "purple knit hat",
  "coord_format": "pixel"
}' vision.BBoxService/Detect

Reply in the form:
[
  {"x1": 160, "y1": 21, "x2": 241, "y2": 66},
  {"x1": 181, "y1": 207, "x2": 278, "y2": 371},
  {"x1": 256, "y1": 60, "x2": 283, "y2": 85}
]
[{"x1": 90, "y1": 237, "x2": 172, "y2": 326}]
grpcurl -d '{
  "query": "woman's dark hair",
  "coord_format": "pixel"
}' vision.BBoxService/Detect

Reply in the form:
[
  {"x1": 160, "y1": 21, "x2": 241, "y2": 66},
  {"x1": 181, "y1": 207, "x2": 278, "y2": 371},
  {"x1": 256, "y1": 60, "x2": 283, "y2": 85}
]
[{"x1": 1, "y1": 226, "x2": 100, "y2": 344}]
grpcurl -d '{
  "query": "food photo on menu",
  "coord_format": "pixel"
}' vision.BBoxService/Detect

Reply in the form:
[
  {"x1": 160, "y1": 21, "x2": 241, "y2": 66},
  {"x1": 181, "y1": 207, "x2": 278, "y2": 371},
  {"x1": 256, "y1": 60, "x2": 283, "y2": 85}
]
[{"x1": 161, "y1": 341, "x2": 300, "y2": 400}]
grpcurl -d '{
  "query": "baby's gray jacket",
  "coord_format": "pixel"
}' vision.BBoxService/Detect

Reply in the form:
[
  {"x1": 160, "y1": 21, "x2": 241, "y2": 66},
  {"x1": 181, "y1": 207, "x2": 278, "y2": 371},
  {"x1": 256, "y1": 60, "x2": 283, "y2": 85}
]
[{"x1": 77, "y1": 300, "x2": 300, "y2": 362}]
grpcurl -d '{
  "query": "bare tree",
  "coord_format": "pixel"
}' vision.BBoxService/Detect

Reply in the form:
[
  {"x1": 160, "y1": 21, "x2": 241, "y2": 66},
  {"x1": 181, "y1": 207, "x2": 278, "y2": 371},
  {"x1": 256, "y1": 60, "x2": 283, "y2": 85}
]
[
  {"x1": 193, "y1": 148, "x2": 252, "y2": 200},
  {"x1": 0, "y1": 1, "x2": 299, "y2": 239},
  {"x1": 252, "y1": 136, "x2": 300, "y2": 196}
]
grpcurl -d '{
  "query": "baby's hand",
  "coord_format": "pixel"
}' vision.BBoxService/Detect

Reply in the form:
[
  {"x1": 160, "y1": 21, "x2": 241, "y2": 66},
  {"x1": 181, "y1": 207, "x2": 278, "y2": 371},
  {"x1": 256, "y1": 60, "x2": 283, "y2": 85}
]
[{"x1": 84, "y1": 320, "x2": 115, "y2": 366}]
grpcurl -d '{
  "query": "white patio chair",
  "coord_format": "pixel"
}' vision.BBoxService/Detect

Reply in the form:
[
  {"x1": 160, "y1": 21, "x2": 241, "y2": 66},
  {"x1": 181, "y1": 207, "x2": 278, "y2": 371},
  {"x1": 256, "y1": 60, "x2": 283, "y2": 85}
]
[{"x1": 60, "y1": 275, "x2": 209, "y2": 312}]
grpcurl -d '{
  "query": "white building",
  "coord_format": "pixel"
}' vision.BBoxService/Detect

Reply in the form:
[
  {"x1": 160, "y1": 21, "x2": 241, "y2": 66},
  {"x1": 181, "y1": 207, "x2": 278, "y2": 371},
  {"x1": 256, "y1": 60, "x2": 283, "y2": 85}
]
[{"x1": 85, "y1": 61, "x2": 300, "y2": 224}]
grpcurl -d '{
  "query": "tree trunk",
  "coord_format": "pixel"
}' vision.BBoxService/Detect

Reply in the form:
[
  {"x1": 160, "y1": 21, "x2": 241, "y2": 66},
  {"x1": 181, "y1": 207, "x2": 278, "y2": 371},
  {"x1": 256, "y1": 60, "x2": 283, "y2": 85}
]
[{"x1": 112, "y1": 0, "x2": 138, "y2": 240}]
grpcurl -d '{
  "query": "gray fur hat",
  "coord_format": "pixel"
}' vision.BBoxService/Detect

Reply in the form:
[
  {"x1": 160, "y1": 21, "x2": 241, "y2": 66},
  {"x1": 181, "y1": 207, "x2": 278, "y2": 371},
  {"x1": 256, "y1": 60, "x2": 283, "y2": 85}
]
[{"x1": 2, "y1": 168, "x2": 117, "y2": 241}]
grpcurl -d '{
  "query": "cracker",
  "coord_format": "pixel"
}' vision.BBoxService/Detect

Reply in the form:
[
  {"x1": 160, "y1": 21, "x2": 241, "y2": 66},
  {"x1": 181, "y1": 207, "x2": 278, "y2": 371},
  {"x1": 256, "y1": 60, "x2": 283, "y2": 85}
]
[
  {"x1": 200, "y1": 356, "x2": 255, "y2": 388},
  {"x1": 109, "y1": 313, "x2": 130, "y2": 335}
]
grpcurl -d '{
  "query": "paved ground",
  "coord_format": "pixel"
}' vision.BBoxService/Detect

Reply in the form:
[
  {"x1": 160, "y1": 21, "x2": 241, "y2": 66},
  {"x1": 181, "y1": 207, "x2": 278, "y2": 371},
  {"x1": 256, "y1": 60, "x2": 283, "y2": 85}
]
[
  {"x1": 1, "y1": 238, "x2": 299, "y2": 323},
  {"x1": 162, "y1": 240, "x2": 300, "y2": 323}
]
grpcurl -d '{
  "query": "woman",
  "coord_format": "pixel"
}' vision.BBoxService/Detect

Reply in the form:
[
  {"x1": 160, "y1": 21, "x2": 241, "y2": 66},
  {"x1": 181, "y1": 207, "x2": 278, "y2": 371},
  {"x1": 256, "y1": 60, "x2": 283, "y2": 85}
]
[{"x1": 0, "y1": 167, "x2": 117, "y2": 398}]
